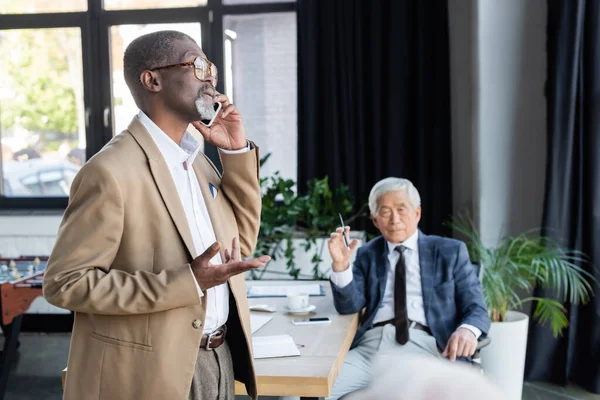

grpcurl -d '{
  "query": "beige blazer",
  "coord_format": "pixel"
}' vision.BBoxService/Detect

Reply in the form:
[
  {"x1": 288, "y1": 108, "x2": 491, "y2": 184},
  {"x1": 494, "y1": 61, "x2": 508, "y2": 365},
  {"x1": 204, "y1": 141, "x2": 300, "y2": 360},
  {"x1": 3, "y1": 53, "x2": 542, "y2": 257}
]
[{"x1": 43, "y1": 118, "x2": 261, "y2": 400}]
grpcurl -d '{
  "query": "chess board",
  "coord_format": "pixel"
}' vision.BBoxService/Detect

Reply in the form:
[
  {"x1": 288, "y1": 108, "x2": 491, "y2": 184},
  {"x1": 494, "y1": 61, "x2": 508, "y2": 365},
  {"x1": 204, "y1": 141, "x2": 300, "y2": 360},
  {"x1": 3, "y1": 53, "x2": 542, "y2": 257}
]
[
  {"x1": 0, "y1": 256, "x2": 50, "y2": 398},
  {"x1": 0, "y1": 258, "x2": 47, "y2": 285}
]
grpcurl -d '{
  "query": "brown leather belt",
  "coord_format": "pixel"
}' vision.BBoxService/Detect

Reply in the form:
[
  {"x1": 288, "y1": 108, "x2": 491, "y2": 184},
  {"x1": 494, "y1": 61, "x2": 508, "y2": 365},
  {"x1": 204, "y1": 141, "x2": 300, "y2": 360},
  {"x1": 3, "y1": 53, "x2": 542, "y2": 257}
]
[
  {"x1": 373, "y1": 318, "x2": 432, "y2": 335},
  {"x1": 200, "y1": 325, "x2": 227, "y2": 351}
]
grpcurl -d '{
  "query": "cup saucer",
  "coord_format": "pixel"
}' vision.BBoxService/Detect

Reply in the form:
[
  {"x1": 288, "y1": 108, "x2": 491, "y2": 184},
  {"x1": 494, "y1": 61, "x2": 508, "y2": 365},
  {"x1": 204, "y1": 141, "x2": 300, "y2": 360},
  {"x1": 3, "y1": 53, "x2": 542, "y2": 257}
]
[{"x1": 284, "y1": 304, "x2": 316, "y2": 315}]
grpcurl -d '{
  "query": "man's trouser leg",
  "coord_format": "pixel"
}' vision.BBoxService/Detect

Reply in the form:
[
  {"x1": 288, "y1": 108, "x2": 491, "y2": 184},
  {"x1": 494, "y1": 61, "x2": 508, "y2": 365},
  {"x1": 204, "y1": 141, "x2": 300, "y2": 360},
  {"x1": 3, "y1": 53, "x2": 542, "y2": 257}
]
[{"x1": 189, "y1": 341, "x2": 235, "y2": 400}]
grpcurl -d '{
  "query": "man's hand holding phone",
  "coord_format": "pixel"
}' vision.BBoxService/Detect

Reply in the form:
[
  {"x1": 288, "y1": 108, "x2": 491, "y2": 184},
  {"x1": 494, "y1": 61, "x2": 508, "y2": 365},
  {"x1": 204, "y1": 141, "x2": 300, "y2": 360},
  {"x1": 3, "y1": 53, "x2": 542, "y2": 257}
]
[{"x1": 191, "y1": 93, "x2": 247, "y2": 151}]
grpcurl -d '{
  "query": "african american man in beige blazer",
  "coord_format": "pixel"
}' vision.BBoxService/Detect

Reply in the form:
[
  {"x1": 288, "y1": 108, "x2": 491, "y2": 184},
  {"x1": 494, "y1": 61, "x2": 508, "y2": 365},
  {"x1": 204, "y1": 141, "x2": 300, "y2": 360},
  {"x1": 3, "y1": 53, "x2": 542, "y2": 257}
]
[{"x1": 43, "y1": 30, "x2": 270, "y2": 400}]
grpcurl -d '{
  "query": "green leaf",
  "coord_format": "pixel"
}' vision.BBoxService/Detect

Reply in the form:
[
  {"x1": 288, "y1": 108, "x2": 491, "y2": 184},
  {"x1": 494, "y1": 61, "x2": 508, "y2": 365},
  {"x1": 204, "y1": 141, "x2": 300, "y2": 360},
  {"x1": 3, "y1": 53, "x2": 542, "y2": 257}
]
[
  {"x1": 446, "y1": 213, "x2": 597, "y2": 335},
  {"x1": 255, "y1": 163, "x2": 369, "y2": 280},
  {"x1": 523, "y1": 297, "x2": 568, "y2": 337}
]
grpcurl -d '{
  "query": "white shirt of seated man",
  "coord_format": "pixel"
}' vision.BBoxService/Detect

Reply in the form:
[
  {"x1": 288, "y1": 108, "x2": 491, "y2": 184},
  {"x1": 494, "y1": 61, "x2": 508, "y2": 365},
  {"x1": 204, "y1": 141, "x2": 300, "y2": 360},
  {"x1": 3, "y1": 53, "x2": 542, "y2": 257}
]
[{"x1": 329, "y1": 187, "x2": 479, "y2": 361}]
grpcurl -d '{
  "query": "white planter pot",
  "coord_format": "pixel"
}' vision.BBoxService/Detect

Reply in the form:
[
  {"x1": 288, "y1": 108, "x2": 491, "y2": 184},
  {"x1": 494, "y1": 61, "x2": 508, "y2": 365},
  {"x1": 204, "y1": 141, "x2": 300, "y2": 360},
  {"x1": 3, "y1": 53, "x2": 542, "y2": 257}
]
[
  {"x1": 480, "y1": 310, "x2": 529, "y2": 400},
  {"x1": 248, "y1": 232, "x2": 365, "y2": 280}
]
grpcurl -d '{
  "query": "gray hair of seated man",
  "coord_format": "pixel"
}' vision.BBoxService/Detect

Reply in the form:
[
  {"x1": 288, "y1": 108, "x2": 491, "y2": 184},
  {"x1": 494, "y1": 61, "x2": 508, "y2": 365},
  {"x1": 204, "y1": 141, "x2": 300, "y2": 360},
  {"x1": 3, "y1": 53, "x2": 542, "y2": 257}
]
[{"x1": 368, "y1": 177, "x2": 421, "y2": 216}]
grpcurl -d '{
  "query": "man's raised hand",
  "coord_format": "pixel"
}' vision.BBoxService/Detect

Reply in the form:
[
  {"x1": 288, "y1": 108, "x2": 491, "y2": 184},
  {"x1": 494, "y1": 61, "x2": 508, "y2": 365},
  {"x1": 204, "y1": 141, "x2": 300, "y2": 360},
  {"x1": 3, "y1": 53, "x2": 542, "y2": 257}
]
[
  {"x1": 327, "y1": 226, "x2": 359, "y2": 272},
  {"x1": 191, "y1": 239, "x2": 270, "y2": 290}
]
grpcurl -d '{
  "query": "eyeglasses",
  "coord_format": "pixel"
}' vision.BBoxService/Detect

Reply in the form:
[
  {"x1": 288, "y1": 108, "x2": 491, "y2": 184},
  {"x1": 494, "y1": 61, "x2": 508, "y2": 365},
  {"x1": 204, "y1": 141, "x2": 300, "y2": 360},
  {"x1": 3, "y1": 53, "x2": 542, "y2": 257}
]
[{"x1": 149, "y1": 56, "x2": 218, "y2": 85}]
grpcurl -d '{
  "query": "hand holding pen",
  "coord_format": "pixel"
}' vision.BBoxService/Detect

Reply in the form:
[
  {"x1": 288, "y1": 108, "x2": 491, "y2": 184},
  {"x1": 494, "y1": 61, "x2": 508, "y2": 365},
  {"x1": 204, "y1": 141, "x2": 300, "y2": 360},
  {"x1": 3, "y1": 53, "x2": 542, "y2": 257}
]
[
  {"x1": 327, "y1": 214, "x2": 359, "y2": 272},
  {"x1": 339, "y1": 213, "x2": 351, "y2": 248}
]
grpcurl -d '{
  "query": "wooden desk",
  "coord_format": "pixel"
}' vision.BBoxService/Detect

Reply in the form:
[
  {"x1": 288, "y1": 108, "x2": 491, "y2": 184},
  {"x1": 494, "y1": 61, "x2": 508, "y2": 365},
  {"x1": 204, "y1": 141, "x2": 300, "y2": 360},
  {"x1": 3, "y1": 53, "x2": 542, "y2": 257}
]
[{"x1": 237, "y1": 280, "x2": 358, "y2": 399}]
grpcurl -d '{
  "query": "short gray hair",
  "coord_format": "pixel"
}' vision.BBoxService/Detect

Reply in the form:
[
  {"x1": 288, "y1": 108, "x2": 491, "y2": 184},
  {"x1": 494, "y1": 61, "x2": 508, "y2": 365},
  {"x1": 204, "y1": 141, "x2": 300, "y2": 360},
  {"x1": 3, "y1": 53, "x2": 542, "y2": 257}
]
[
  {"x1": 123, "y1": 30, "x2": 195, "y2": 106},
  {"x1": 368, "y1": 177, "x2": 421, "y2": 215}
]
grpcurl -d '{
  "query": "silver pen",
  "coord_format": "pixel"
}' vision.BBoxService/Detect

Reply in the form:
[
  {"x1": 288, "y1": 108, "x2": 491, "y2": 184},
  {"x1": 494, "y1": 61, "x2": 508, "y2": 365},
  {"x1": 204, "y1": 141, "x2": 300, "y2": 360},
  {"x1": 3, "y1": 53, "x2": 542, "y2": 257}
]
[{"x1": 338, "y1": 213, "x2": 350, "y2": 248}]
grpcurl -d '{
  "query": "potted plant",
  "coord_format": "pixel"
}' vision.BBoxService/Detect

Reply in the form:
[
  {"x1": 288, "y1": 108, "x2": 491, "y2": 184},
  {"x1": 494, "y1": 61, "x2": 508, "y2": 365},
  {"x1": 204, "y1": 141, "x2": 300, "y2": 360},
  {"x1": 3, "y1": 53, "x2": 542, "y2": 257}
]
[
  {"x1": 448, "y1": 215, "x2": 595, "y2": 400},
  {"x1": 251, "y1": 154, "x2": 367, "y2": 280}
]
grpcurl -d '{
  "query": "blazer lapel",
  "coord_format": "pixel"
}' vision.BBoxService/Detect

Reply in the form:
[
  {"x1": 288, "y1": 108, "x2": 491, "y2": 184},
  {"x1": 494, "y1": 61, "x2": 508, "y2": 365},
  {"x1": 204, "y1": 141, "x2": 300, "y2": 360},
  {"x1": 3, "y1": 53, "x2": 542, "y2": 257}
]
[
  {"x1": 418, "y1": 231, "x2": 437, "y2": 317},
  {"x1": 192, "y1": 159, "x2": 249, "y2": 302},
  {"x1": 127, "y1": 118, "x2": 196, "y2": 259}
]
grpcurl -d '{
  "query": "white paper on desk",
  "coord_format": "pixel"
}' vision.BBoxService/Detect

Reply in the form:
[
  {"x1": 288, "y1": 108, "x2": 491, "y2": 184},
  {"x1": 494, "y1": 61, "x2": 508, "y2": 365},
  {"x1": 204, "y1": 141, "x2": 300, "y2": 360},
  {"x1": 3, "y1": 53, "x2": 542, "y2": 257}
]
[
  {"x1": 252, "y1": 335, "x2": 300, "y2": 359},
  {"x1": 248, "y1": 284, "x2": 323, "y2": 297},
  {"x1": 250, "y1": 314, "x2": 272, "y2": 334}
]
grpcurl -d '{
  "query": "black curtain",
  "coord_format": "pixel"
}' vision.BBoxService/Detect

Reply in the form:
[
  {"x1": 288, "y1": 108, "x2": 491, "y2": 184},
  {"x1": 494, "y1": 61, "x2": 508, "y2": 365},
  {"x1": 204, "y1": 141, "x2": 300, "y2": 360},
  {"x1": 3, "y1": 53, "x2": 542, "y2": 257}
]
[
  {"x1": 297, "y1": 0, "x2": 452, "y2": 235},
  {"x1": 525, "y1": 0, "x2": 600, "y2": 393}
]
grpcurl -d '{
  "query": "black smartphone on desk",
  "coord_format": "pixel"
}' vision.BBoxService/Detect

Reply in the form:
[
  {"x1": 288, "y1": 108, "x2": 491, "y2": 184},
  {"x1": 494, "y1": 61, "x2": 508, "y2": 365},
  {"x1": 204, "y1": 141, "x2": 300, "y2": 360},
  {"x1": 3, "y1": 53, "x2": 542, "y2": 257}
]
[{"x1": 292, "y1": 317, "x2": 331, "y2": 325}]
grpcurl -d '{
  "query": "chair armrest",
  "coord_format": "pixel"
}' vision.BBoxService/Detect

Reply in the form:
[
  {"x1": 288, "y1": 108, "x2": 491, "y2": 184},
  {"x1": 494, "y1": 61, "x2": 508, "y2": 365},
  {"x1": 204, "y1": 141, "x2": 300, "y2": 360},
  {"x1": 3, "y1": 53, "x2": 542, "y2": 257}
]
[
  {"x1": 476, "y1": 337, "x2": 491, "y2": 351},
  {"x1": 471, "y1": 337, "x2": 491, "y2": 368}
]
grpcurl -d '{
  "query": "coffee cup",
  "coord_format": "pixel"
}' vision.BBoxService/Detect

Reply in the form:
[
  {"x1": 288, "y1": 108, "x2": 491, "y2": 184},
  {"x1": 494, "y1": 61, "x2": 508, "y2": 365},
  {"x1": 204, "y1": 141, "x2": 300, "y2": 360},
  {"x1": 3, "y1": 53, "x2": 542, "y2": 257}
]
[{"x1": 287, "y1": 293, "x2": 309, "y2": 311}]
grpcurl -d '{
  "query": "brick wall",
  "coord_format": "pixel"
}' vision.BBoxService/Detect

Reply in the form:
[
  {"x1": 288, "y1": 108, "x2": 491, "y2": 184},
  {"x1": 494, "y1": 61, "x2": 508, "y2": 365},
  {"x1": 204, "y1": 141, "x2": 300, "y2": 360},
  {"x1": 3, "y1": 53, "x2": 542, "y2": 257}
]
[{"x1": 224, "y1": 12, "x2": 298, "y2": 182}]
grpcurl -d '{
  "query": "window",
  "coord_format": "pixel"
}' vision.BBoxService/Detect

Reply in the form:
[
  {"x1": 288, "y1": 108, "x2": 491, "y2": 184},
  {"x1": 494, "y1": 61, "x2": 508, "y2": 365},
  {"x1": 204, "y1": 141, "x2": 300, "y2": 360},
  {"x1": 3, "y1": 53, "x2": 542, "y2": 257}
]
[
  {"x1": 223, "y1": 12, "x2": 297, "y2": 181},
  {"x1": 0, "y1": 28, "x2": 85, "y2": 198},
  {"x1": 0, "y1": 0, "x2": 296, "y2": 209},
  {"x1": 223, "y1": 0, "x2": 294, "y2": 4},
  {"x1": 0, "y1": 0, "x2": 87, "y2": 14},
  {"x1": 103, "y1": 0, "x2": 206, "y2": 11}
]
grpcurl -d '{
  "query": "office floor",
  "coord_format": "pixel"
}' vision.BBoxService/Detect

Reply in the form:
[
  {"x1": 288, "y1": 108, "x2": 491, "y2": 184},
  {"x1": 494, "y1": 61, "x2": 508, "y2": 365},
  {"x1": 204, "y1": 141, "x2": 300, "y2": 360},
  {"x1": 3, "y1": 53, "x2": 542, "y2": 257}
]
[{"x1": 3, "y1": 333, "x2": 599, "y2": 400}]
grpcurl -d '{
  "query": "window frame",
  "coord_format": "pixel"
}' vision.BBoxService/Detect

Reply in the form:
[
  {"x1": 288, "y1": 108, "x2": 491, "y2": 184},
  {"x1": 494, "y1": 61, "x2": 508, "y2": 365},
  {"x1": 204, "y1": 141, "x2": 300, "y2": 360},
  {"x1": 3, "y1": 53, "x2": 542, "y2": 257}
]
[{"x1": 0, "y1": 0, "x2": 296, "y2": 210}]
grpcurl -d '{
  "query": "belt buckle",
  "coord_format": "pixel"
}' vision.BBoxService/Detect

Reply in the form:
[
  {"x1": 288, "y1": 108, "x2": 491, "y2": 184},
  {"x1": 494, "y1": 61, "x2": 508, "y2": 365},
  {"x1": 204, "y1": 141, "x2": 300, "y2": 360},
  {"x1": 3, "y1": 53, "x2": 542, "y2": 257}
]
[
  {"x1": 204, "y1": 330, "x2": 218, "y2": 351},
  {"x1": 204, "y1": 328, "x2": 222, "y2": 351}
]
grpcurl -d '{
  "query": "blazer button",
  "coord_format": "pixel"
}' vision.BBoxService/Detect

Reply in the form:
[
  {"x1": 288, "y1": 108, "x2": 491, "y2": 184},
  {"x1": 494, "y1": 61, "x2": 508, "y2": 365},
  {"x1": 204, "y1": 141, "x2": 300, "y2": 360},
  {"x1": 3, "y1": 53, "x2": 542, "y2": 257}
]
[{"x1": 192, "y1": 319, "x2": 202, "y2": 329}]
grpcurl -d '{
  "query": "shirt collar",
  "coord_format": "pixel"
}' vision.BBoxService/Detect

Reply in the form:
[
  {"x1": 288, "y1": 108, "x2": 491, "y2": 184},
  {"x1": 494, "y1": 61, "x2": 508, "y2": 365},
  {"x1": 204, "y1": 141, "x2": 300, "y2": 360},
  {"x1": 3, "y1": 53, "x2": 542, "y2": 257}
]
[
  {"x1": 137, "y1": 110, "x2": 201, "y2": 167},
  {"x1": 386, "y1": 229, "x2": 419, "y2": 254}
]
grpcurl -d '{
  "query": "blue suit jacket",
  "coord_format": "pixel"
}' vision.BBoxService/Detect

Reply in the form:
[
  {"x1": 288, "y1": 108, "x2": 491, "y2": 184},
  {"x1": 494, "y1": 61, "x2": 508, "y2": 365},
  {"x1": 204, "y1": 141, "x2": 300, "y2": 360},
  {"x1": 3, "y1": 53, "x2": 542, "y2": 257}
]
[{"x1": 330, "y1": 231, "x2": 491, "y2": 352}]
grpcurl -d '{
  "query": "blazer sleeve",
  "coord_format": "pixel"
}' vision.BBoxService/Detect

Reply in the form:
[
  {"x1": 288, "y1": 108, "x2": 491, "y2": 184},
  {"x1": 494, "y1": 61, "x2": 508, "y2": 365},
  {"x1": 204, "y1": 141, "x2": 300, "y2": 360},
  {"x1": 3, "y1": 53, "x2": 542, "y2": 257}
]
[
  {"x1": 43, "y1": 162, "x2": 200, "y2": 315},
  {"x1": 454, "y1": 242, "x2": 491, "y2": 336},
  {"x1": 218, "y1": 143, "x2": 261, "y2": 258},
  {"x1": 330, "y1": 249, "x2": 367, "y2": 315}
]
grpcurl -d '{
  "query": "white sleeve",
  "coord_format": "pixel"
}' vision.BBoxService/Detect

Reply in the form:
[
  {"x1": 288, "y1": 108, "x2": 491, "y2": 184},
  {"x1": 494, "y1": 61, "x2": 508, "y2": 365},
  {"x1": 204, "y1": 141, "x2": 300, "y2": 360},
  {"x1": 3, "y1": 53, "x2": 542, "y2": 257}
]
[
  {"x1": 219, "y1": 141, "x2": 250, "y2": 154},
  {"x1": 458, "y1": 324, "x2": 481, "y2": 339},
  {"x1": 189, "y1": 266, "x2": 204, "y2": 298},
  {"x1": 330, "y1": 265, "x2": 353, "y2": 289}
]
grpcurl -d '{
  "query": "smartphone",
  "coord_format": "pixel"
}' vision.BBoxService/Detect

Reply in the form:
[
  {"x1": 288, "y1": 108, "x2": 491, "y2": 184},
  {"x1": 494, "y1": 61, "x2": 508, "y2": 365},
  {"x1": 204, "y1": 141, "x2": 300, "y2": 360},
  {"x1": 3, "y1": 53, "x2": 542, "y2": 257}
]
[
  {"x1": 198, "y1": 101, "x2": 222, "y2": 128},
  {"x1": 292, "y1": 317, "x2": 331, "y2": 325}
]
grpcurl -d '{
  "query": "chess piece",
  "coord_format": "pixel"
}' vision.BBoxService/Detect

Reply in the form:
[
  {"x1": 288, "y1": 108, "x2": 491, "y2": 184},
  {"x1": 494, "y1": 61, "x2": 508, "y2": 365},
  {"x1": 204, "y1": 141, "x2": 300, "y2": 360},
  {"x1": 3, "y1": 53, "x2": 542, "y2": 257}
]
[
  {"x1": 9, "y1": 260, "x2": 19, "y2": 280},
  {"x1": 27, "y1": 264, "x2": 34, "y2": 275},
  {"x1": 0, "y1": 263, "x2": 7, "y2": 272},
  {"x1": 10, "y1": 269, "x2": 21, "y2": 280},
  {"x1": 33, "y1": 257, "x2": 40, "y2": 271}
]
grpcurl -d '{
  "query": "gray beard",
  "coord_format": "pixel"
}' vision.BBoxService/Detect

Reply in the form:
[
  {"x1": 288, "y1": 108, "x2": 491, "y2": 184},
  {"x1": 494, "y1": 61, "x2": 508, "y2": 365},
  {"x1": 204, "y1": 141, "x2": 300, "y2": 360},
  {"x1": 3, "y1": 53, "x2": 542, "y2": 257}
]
[{"x1": 195, "y1": 97, "x2": 216, "y2": 121}]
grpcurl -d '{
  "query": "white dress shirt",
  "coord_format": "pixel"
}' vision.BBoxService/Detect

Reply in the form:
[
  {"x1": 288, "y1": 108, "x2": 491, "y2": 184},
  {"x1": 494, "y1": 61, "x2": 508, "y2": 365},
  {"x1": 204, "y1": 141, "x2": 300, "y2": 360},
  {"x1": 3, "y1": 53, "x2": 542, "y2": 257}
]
[
  {"x1": 138, "y1": 111, "x2": 248, "y2": 334},
  {"x1": 331, "y1": 230, "x2": 481, "y2": 339}
]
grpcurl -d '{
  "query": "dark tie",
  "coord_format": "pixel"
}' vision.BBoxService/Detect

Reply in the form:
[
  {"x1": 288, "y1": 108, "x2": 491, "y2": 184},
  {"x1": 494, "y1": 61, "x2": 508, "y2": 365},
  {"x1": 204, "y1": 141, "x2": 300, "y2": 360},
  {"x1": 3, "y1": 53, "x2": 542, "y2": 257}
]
[{"x1": 394, "y1": 245, "x2": 409, "y2": 344}]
